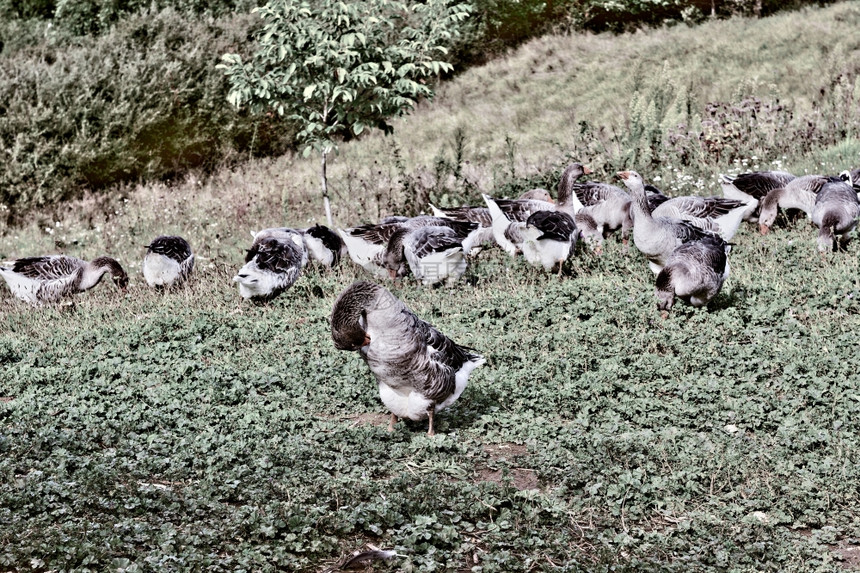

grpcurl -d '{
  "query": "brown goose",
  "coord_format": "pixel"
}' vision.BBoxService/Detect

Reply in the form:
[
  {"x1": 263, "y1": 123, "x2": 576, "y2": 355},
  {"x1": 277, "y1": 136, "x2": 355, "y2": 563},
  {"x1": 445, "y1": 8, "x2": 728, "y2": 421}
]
[
  {"x1": 811, "y1": 172, "x2": 860, "y2": 252},
  {"x1": 331, "y1": 281, "x2": 485, "y2": 436},
  {"x1": 720, "y1": 170, "x2": 796, "y2": 221},
  {"x1": 618, "y1": 170, "x2": 718, "y2": 274},
  {"x1": 0, "y1": 255, "x2": 128, "y2": 305},
  {"x1": 143, "y1": 235, "x2": 194, "y2": 288},
  {"x1": 655, "y1": 235, "x2": 730, "y2": 318}
]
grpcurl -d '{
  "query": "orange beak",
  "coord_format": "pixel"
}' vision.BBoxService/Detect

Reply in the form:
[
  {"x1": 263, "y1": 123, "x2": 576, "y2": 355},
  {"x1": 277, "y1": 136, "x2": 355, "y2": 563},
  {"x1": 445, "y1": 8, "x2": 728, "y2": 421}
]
[
  {"x1": 362, "y1": 334, "x2": 371, "y2": 347},
  {"x1": 617, "y1": 171, "x2": 630, "y2": 180},
  {"x1": 388, "y1": 269, "x2": 397, "y2": 279},
  {"x1": 583, "y1": 166, "x2": 593, "y2": 175},
  {"x1": 759, "y1": 224, "x2": 769, "y2": 235}
]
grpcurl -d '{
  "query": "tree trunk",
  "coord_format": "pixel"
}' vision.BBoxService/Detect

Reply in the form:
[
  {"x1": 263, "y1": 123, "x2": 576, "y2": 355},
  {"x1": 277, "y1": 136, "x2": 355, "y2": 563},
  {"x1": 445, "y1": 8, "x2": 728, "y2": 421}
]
[
  {"x1": 754, "y1": 0, "x2": 762, "y2": 18},
  {"x1": 321, "y1": 149, "x2": 333, "y2": 226}
]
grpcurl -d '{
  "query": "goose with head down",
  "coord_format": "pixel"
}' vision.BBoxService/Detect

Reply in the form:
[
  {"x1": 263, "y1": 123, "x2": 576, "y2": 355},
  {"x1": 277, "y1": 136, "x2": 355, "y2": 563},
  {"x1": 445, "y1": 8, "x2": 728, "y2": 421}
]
[
  {"x1": 233, "y1": 228, "x2": 307, "y2": 301},
  {"x1": 382, "y1": 225, "x2": 468, "y2": 286},
  {"x1": 143, "y1": 235, "x2": 194, "y2": 288},
  {"x1": 618, "y1": 170, "x2": 720, "y2": 274},
  {"x1": 811, "y1": 172, "x2": 860, "y2": 253},
  {"x1": 331, "y1": 281, "x2": 485, "y2": 436},
  {"x1": 0, "y1": 255, "x2": 128, "y2": 305},
  {"x1": 719, "y1": 170, "x2": 796, "y2": 221},
  {"x1": 338, "y1": 216, "x2": 480, "y2": 278},
  {"x1": 756, "y1": 174, "x2": 830, "y2": 235},
  {"x1": 655, "y1": 235, "x2": 731, "y2": 318}
]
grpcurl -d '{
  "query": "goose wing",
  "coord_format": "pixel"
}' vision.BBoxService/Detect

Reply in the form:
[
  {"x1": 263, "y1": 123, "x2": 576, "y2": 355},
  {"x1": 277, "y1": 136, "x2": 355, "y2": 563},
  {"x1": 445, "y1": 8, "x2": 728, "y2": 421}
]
[
  {"x1": 656, "y1": 196, "x2": 746, "y2": 219},
  {"x1": 409, "y1": 227, "x2": 464, "y2": 259},
  {"x1": 345, "y1": 222, "x2": 404, "y2": 245},
  {"x1": 431, "y1": 206, "x2": 492, "y2": 226},
  {"x1": 723, "y1": 171, "x2": 795, "y2": 199},
  {"x1": 526, "y1": 211, "x2": 577, "y2": 241},
  {"x1": 11, "y1": 256, "x2": 82, "y2": 280},
  {"x1": 146, "y1": 236, "x2": 192, "y2": 263},
  {"x1": 493, "y1": 198, "x2": 554, "y2": 222},
  {"x1": 246, "y1": 236, "x2": 304, "y2": 273},
  {"x1": 571, "y1": 182, "x2": 627, "y2": 207}
]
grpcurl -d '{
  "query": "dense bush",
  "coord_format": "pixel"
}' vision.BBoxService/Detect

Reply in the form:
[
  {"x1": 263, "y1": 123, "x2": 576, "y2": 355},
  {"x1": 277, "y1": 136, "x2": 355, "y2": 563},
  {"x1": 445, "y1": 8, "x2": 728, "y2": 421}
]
[{"x1": 0, "y1": 8, "x2": 293, "y2": 211}]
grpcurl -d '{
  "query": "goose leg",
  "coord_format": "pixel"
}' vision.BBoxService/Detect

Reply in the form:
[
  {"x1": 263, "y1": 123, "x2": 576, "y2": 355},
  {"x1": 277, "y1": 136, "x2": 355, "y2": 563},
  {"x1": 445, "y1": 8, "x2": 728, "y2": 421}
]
[
  {"x1": 427, "y1": 409, "x2": 435, "y2": 437},
  {"x1": 388, "y1": 413, "x2": 398, "y2": 432}
]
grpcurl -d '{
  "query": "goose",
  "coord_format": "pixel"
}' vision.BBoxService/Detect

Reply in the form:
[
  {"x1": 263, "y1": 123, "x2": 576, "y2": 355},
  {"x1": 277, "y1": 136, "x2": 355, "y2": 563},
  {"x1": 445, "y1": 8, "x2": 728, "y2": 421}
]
[
  {"x1": 568, "y1": 167, "x2": 632, "y2": 251},
  {"x1": 142, "y1": 235, "x2": 194, "y2": 288},
  {"x1": 651, "y1": 195, "x2": 748, "y2": 240},
  {"x1": 338, "y1": 217, "x2": 480, "y2": 278},
  {"x1": 757, "y1": 175, "x2": 829, "y2": 234},
  {"x1": 618, "y1": 170, "x2": 719, "y2": 274},
  {"x1": 233, "y1": 228, "x2": 307, "y2": 301},
  {"x1": 655, "y1": 235, "x2": 730, "y2": 318},
  {"x1": 382, "y1": 226, "x2": 468, "y2": 286},
  {"x1": 486, "y1": 163, "x2": 586, "y2": 255},
  {"x1": 331, "y1": 281, "x2": 485, "y2": 436},
  {"x1": 720, "y1": 170, "x2": 796, "y2": 221},
  {"x1": 485, "y1": 196, "x2": 578, "y2": 271},
  {"x1": 429, "y1": 188, "x2": 555, "y2": 227},
  {"x1": 0, "y1": 255, "x2": 128, "y2": 305},
  {"x1": 301, "y1": 223, "x2": 346, "y2": 267},
  {"x1": 811, "y1": 172, "x2": 860, "y2": 253}
]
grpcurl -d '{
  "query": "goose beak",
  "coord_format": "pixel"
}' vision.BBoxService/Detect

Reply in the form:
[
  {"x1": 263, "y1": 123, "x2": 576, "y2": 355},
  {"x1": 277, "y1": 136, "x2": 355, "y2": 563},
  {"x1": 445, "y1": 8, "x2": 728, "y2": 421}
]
[
  {"x1": 362, "y1": 334, "x2": 371, "y2": 347},
  {"x1": 388, "y1": 269, "x2": 397, "y2": 279},
  {"x1": 759, "y1": 224, "x2": 769, "y2": 235},
  {"x1": 583, "y1": 166, "x2": 593, "y2": 175},
  {"x1": 617, "y1": 171, "x2": 630, "y2": 180}
]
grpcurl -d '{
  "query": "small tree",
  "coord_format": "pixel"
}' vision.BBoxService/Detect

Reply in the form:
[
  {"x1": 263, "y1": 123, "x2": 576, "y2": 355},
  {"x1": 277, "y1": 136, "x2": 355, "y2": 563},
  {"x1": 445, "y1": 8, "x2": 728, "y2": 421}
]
[{"x1": 219, "y1": 0, "x2": 472, "y2": 226}]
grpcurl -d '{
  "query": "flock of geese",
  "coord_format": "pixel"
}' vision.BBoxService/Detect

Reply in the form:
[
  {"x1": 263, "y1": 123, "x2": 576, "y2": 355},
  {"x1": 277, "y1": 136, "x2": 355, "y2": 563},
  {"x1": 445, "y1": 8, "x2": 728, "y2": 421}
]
[{"x1": 2, "y1": 164, "x2": 860, "y2": 435}]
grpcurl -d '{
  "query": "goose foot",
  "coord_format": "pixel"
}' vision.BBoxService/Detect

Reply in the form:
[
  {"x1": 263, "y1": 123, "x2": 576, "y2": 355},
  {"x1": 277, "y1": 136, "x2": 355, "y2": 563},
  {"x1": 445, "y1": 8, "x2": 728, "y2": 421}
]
[
  {"x1": 660, "y1": 310, "x2": 669, "y2": 320},
  {"x1": 759, "y1": 224, "x2": 769, "y2": 235},
  {"x1": 388, "y1": 413, "x2": 398, "y2": 433}
]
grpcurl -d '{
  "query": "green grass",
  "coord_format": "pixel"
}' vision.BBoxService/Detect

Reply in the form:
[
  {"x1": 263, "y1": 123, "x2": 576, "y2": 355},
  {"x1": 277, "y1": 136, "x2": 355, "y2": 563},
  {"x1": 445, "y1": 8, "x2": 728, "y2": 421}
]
[{"x1": 4, "y1": 2, "x2": 860, "y2": 571}]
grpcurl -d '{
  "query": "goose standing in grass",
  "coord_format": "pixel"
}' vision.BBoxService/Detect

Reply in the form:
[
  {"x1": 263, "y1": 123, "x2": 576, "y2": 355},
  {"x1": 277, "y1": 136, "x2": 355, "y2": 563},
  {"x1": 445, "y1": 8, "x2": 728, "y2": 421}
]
[
  {"x1": 338, "y1": 217, "x2": 480, "y2": 278},
  {"x1": 655, "y1": 235, "x2": 730, "y2": 318},
  {"x1": 618, "y1": 170, "x2": 719, "y2": 274},
  {"x1": 720, "y1": 170, "x2": 796, "y2": 221},
  {"x1": 811, "y1": 172, "x2": 860, "y2": 253},
  {"x1": 234, "y1": 228, "x2": 307, "y2": 301},
  {"x1": 0, "y1": 255, "x2": 128, "y2": 305},
  {"x1": 756, "y1": 175, "x2": 829, "y2": 234},
  {"x1": 429, "y1": 188, "x2": 555, "y2": 227},
  {"x1": 143, "y1": 235, "x2": 194, "y2": 288},
  {"x1": 301, "y1": 223, "x2": 346, "y2": 267},
  {"x1": 486, "y1": 162, "x2": 584, "y2": 257},
  {"x1": 331, "y1": 281, "x2": 485, "y2": 436},
  {"x1": 382, "y1": 226, "x2": 468, "y2": 286},
  {"x1": 567, "y1": 165, "x2": 632, "y2": 252},
  {"x1": 651, "y1": 195, "x2": 748, "y2": 240}
]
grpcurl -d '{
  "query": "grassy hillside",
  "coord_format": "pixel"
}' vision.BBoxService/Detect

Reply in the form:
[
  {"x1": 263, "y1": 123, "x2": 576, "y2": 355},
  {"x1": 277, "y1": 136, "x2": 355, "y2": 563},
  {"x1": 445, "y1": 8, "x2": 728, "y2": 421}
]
[{"x1": 3, "y1": 3, "x2": 860, "y2": 571}]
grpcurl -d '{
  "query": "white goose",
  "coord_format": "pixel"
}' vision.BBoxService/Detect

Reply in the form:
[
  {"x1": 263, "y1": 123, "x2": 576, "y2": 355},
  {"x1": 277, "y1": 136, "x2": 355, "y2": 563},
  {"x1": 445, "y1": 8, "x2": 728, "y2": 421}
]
[
  {"x1": 655, "y1": 235, "x2": 730, "y2": 318},
  {"x1": 233, "y1": 228, "x2": 307, "y2": 301},
  {"x1": 0, "y1": 255, "x2": 128, "y2": 305},
  {"x1": 811, "y1": 172, "x2": 860, "y2": 253},
  {"x1": 618, "y1": 170, "x2": 719, "y2": 274},
  {"x1": 382, "y1": 226, "x2": 468, "y2": 286},
  {"x1": 331, "y1": 281, "x2": 485, "y2": 436},
  {"x1": 143, "y1": 235, "x2": 194, "y2": 288}
]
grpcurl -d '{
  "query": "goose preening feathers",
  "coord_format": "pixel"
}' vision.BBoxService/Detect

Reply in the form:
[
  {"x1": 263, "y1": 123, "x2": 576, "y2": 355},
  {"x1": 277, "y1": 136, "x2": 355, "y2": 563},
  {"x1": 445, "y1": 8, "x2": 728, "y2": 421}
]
[
  {"x1": 720, "y1": 170, "x2": 796, "y2": 221},
  {"x1": 382, "y1": 226, "x2": 468, "y2": 285},
  {"x1": 331, "y1": 281, "x2": 484, "y2": 436},
  {"x1": 338, "y1": 217, "x2": 480, "y2": 278},
  {"x1": 618, "y1": 170, "x2": 719, "y2": 274},
  {"x1": 655, "y1": 235, "x2": 730, "y2": 317},
  {"x1": 143, "y1": 235, "x2": 194, "y2": 288},
  {"x1": 0, "y1": 255, "x2": 128, "y2": 305},
  {"x1": 811, "y1": 172, "x2": 860, "y2": 253},
  {"x1": 234, "y1": 228, "x2": 307, "y2": 301}
]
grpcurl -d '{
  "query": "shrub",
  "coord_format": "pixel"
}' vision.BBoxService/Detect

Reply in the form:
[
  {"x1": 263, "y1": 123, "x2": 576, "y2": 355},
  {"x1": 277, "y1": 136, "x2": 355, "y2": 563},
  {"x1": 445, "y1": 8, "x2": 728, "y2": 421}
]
[{"x1": 0, "y1": 8, "x2": 294, "y2": 212}]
